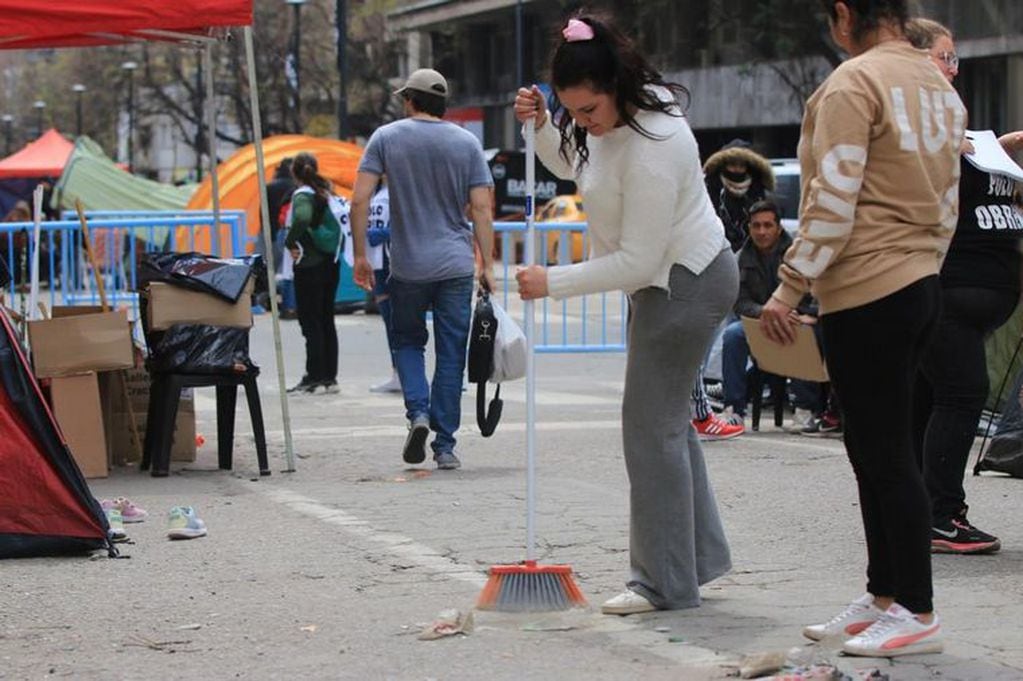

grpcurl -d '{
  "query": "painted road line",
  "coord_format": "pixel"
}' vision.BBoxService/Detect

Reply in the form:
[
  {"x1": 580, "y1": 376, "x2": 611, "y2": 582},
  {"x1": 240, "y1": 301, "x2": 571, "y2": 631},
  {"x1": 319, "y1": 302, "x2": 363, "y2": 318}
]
[{"x1": 260, "y1": 487, "x2": 488, "y2": 587}]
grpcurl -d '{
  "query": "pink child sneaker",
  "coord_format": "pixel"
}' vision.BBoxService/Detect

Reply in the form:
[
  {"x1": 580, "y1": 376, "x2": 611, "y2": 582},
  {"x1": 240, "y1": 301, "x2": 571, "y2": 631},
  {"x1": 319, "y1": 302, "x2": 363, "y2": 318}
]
[{"x1": 101, "y1": 497, "x2": 149, "y2": 524}]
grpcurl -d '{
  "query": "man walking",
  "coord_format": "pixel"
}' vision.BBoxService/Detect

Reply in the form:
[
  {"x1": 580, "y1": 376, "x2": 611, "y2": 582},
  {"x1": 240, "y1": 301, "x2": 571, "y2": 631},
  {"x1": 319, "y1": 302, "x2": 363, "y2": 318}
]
[{"x1": 351, "y1": 68, "x2": 495, "y2": 471}]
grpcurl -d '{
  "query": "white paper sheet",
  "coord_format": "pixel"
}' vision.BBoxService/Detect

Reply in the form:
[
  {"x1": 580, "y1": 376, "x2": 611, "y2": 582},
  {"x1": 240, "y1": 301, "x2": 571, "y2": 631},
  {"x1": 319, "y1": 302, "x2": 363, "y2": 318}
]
[{"x1": 964, "y1": 130, "x2": 1023, "y2": 182}]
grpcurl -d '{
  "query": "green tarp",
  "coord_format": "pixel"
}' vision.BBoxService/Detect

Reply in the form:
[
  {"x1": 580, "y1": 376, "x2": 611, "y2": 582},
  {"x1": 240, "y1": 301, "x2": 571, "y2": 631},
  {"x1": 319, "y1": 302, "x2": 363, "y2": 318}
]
[{"x1": 52, "y1": 137, "x2": 195, "y2": 214}]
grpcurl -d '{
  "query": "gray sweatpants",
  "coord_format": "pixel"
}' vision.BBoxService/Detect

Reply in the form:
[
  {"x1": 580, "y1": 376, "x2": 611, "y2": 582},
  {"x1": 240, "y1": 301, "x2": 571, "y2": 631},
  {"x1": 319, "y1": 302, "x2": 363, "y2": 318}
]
[{"x1": 623, "y1": 249, "x2": 738, "y2": 609}]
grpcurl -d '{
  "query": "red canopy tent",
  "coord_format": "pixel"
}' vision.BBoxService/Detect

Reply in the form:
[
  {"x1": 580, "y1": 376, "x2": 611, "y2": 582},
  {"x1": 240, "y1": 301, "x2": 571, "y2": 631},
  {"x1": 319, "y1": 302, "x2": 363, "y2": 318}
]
[
  {"x1": 0, "y1": 129, "x2": 74, "y2": 179},
  {"x1": 0, "y1": 1, "x2": 251, "y2": 49},
  {"x1": 0, "y1": 0, "x2": 296, "y2": 473}
]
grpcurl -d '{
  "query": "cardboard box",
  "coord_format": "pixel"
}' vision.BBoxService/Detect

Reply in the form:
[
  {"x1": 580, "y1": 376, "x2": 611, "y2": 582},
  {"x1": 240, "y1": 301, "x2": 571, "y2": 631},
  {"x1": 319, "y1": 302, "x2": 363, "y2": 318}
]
[
  {"x1": 99, "y1": 369, "x2": 196, "y2": 465},
  {"x1": 146, "y1": 278, "x2": 254, "y2": 331},
  {"x1": 49, "y1": 373, "x2": 108, "y2": 479},
  {"x1": 741, "y1": 316, "x2": 829, "y2": 382},
  {"x1": 108, "y1": 402, "x2": 196, "y2": 465},
  {"x1": 28, "y1": 309, "x2": 134, "y2": 378}
]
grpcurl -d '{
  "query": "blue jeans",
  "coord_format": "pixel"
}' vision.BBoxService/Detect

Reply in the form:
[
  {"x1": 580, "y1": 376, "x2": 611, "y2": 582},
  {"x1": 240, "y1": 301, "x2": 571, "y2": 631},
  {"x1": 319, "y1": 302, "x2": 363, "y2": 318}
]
[
  {"x1": 722, "y1": 320, "x2": 750, "y2": 414},
  {"x1": 722, "y1": 319, "x2": 824, "y2": 415},
  {"x1": 388, "y1": 274, "x2": 474, "y2": 454}
]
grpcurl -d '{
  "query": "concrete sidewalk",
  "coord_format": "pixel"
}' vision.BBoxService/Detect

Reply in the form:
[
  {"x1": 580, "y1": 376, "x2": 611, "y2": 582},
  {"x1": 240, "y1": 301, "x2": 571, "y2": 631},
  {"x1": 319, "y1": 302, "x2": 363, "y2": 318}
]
[{"x1": 3, "y1": 313, "x2": 1021, "y2": 680}]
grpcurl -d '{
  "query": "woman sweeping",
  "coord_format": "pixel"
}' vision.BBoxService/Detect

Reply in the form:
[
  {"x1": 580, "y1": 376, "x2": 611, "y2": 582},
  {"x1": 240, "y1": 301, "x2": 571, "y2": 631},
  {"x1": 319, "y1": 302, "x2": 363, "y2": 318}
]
[{"x1": 514, "y1": 11, "x2": 735, "y2": 615}]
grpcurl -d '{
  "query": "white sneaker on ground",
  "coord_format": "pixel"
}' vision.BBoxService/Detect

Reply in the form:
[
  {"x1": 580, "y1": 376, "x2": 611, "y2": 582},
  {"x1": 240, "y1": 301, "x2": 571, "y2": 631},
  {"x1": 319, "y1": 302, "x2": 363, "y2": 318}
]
[
  {"x1": 785, "y1": 408, "x2": 816, "y2": 433},
  {"x1": 600, "y1": 590, "x2": 657, "y2": 615},
  {"x1": 370, "y1": 374, "x2": 402, "y2": 394},
  {"x1": 803, "y1": 593, "x2": 884, "y2": 641},
  {"x1": 842, "y1": 603, "x2": 943, "y2": 657}
]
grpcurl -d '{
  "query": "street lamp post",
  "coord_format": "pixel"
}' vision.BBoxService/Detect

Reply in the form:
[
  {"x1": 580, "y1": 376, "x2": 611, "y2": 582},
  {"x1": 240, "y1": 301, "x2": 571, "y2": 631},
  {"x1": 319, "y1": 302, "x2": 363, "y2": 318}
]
[
  {"x1": 121, "y1": 61, "x2": 138, "y2": 172},
  {"x1": 72, "y1": 84, "x2": 87, "y2": 137},
  {"x1": 33, "y1": 100, "x2": 46, "y2": 138},
  {"x1": 2, "y1": 115, "x2": 12, "y2": 155},
  {"x1": 336, "y1": 0, "x2": 350, "y2": 140},
  {"x1": 285, "y1": 0, "x2": 307, "y2": 133}
]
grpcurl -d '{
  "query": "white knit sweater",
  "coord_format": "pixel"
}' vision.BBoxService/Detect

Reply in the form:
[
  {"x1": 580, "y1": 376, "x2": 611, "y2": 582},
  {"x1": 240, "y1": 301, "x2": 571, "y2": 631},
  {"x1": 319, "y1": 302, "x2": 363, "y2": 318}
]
[{"x1": 535, "y1": 94, "x2": 728, "y2": 300}]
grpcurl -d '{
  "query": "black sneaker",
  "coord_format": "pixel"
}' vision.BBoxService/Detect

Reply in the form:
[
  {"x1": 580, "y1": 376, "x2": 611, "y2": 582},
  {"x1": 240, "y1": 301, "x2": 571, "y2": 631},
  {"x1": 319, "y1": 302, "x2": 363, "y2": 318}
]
[
  {"x1": 931, "y1": 517, "x2": 1001, "y2": 554},
  {"x1": 402, "y1": 415, "x2": 430, "y2": 464},
  {"x1": 801, "y1": 413, "x2": 842, "y2": 438},
  {"x1": 287, "y1": 376, "x2": 318, "y2": 394}
]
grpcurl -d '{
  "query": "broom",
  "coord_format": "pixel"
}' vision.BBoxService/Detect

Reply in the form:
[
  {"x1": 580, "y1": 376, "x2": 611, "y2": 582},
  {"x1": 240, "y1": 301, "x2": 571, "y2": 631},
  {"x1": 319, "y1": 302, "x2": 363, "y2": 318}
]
[{"x1": 476, "y1": 115, "x2": 587, "y2": 612}]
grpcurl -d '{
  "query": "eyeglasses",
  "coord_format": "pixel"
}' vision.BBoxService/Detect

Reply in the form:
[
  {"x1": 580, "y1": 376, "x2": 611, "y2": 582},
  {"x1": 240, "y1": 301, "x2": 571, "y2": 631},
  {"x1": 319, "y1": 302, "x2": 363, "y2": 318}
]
[{"x1": 938, "y1": 51, "x2": 959, "y2": 70}]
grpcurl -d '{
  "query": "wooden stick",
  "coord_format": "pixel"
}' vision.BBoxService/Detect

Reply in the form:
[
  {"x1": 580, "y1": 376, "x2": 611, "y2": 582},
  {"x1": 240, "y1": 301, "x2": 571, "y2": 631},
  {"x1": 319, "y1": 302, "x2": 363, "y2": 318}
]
[
  {"x1": 75, "y1": 199, "x2": 108, "y2": 312},
  {"x1": 75, "y1": 200, "x2": 143, "y2": 465}
]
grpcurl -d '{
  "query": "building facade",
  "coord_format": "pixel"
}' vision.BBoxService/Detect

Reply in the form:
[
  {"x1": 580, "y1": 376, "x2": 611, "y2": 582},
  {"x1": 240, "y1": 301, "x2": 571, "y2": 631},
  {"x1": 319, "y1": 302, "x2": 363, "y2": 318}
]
[{"x1": 386, "y1": 0, "x2": 1023, "y2": 159}]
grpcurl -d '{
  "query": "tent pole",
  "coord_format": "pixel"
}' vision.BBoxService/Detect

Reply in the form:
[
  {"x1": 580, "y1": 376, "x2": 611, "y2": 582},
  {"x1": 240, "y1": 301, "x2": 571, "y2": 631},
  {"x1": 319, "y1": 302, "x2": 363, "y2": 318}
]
[
  {"x1": 244, "y1": 25, "x2": 296, "y2": 472},
  {"x1": 204, "y1": 44, "x2": 223, "y2": 256}
]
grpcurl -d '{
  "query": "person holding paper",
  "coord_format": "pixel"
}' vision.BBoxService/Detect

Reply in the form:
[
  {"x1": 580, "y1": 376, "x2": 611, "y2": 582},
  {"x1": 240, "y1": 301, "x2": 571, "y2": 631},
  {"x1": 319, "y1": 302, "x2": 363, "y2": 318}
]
[
  {"x1": 760, "y1": 0, "x2": 964, "y2": 657},
  {"x1": 906, "y1": 17, "x2": 1023, "y2": 556}
]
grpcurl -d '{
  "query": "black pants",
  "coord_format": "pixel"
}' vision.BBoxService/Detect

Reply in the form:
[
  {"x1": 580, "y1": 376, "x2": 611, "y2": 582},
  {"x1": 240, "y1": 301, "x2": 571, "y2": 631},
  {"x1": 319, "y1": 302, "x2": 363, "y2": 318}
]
[
  {"x1": 822, "y1": 277, "x2": 940, "y2": 614},
  {"x1": 294, "y1": 258, "x2": 340, "y2": 383},
  {"x1": 913, "y1": 286, "x2": 1018, "y2": 524}
]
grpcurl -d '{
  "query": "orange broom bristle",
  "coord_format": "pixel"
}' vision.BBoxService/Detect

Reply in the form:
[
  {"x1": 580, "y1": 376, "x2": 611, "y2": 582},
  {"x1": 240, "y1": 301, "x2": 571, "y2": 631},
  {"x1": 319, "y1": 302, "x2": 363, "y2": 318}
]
[{"x1": 476, "y1": 560, "x2": 588, "y2": 612}]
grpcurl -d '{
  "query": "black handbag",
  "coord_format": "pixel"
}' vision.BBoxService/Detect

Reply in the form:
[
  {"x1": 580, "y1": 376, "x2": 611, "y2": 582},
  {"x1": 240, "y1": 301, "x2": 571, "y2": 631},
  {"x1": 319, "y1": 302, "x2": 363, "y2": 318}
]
[{"x1": 467, "y1": 290, "x2": 502, "y2": 437}]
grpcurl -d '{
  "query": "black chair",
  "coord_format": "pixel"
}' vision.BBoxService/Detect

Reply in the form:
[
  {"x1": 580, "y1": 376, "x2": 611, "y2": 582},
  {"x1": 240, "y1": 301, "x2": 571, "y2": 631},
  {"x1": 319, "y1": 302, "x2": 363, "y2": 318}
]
[
  {"x1": 748, "y1": 364, "x2": 786, "y2": 431},
  {"x1": 140, "y1": 368, "x2": 270, "y2": 478}
]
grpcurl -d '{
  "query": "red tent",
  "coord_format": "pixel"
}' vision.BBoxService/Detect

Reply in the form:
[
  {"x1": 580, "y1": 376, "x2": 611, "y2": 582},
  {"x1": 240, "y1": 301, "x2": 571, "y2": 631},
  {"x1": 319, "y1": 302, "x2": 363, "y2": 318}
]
[
  {"x1": 0, "y1": 308, "x2": 110, "y2": 557},
  {"x1": 0, "y1": 0, "x2": 296, "y2": 483},
  {"x1": 0, "y1": 129, "x2": 74, "y2": 179},
  {"x1": 0, "y1": 1, "x2": 251, "y2": 49}
]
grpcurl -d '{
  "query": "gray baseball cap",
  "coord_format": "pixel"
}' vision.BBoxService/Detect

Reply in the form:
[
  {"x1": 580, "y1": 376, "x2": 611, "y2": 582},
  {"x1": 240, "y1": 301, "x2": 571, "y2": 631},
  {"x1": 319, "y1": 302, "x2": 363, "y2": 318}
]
[{"x1": 394, "y1": 68, "x2": 449, "y2": 99}]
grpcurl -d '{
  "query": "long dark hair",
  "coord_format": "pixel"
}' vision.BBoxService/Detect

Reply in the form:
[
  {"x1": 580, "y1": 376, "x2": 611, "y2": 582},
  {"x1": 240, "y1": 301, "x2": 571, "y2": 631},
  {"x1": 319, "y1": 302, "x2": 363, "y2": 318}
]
[
  {"x1": 290, "y1": 152, "x2": 331, "y2": 199},
  {"x1": 548, "y1": 12, "x2": 690, "y2": 167},
  {"x1": 819, "y1": 0, "x2": 909, "y2": 42}
]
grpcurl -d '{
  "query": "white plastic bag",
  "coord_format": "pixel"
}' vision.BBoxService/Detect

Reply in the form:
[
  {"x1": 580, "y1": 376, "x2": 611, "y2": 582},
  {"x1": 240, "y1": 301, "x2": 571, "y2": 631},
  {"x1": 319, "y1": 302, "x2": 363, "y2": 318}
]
[{"x1": 491, "y1": 299, "x2": 526, "y2": 382}]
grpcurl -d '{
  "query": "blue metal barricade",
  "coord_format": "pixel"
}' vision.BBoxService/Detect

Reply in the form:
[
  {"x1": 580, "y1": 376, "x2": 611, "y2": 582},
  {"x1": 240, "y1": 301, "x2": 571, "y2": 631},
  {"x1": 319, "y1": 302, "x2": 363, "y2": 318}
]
[
  {"x1": 495, "y1": 221, "x2": 627, "y2": 354},
  {"x1": 1, "y1": 214, "x2": 627, "y2": 355},
  {"x1": 2, "y1": 212, "x2": 247, "y2": 319}
]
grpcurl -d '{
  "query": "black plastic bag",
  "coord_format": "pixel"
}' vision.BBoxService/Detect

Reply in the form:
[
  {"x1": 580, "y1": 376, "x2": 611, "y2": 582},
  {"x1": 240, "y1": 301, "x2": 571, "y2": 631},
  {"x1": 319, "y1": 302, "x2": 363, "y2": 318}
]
[
  {"x1": 146, "y1": 324, "x2": 254, "y2": 375},
  {"x1": 980, "y1": 367, "x2": 1023, "y2": 478},
  {"x1": 139, "y1": 252, "x2": 265, "y2": 303}
]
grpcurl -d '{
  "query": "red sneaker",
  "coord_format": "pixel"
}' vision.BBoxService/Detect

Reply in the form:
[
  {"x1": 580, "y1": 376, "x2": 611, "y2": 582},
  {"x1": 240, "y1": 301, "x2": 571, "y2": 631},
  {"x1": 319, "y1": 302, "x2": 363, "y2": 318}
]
[{"x1": 692, "y1": 414, "x2": 744, "y2": 441}]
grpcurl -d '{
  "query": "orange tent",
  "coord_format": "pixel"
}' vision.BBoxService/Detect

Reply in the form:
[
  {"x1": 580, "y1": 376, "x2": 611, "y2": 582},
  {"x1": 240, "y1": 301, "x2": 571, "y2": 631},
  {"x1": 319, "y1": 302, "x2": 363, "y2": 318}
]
[
  {"x1": 184, "y1": 134, "x2": 363, "y2": 253},
  {"x1": 0, "y1": 129, "x2": 74, "y2": 179}
]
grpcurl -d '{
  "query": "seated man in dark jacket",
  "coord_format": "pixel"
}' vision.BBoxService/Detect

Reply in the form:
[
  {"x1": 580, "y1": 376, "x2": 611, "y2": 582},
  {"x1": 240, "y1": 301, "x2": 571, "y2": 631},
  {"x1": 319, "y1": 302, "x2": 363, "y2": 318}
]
[{"x1": 721, "y1": 200, "x2": 823, "y2": 429}]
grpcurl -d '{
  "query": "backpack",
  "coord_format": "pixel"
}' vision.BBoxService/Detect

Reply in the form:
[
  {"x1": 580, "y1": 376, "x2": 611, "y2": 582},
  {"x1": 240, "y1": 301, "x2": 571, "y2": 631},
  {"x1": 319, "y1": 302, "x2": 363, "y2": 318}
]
[{"x1": 291, "y1": 186, "x2": 347, "y2": 261}]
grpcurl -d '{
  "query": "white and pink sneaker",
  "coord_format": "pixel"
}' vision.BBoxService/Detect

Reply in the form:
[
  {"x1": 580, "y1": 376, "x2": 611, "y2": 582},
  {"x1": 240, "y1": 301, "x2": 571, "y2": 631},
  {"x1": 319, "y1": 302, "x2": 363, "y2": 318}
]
[
  {"x1": 842, "y1": 603, "x2": 943, "y2": 657},
  {"x1": 803, "y1": 593, "x2": 884, "y2": 641},
  {"x1": 101, "y1": 497, "x2": 148, "y2": 524}
]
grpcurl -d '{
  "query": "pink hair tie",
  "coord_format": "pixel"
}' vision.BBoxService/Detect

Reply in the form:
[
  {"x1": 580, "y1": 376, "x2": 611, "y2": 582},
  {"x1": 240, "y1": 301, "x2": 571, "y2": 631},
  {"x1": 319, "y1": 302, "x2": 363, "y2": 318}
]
[{"x1": 562, "y1": 18, "x2": 594, "y2": 42}]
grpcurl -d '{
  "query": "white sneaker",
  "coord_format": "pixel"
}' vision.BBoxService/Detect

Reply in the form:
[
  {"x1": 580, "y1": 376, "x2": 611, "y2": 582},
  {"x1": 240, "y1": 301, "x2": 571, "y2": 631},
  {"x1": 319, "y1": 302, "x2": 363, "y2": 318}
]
[
  {"x1": 370, "y1": 374, "x2": 402, "y2": 394},
  {"x1": 803, "y1": 593, "x2": 884, "y2": 641},
  {"x1": 842, "y1": 603, "x2": 943, "y2": 657},
  {"x1": 785, "y1": 408, "x2": 816, "y2": 433},
  {"x1": 600, "y1": 590, "x2": 657, "y2": 615},
  {"x1": 722, "y1": 406, "x2": 745, "y2": 427}
]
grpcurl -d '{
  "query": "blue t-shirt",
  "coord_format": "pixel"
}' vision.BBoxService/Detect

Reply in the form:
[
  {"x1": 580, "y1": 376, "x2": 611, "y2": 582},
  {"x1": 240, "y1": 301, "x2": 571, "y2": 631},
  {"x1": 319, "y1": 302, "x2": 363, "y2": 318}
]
[{"x1": 358, "y1": 118, "x2": 493, "y2": 282}]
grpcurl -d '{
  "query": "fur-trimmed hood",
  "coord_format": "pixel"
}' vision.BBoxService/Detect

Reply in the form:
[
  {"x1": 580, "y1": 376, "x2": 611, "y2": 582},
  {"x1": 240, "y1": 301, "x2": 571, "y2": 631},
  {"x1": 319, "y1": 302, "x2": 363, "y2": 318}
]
[{"x1": 703, "y1": 146, "x2": 775, "y2": 192}]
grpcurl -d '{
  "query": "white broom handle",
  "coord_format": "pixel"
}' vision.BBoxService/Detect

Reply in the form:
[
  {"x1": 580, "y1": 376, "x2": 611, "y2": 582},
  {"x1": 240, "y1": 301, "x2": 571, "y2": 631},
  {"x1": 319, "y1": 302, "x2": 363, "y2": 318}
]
[
  {"x1": 28, "y1": 185, "x2": 43, "y2": 320},
  {"x1": 524, "y1": 117, "x2": 536, "y2": 561}
]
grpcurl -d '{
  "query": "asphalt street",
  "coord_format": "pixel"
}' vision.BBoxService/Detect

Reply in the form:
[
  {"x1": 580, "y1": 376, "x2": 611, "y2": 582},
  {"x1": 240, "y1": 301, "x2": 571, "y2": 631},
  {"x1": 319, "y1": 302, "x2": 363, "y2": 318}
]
[{"x1": 3, "y1": 309, "x2": 1022, "y2": 680}]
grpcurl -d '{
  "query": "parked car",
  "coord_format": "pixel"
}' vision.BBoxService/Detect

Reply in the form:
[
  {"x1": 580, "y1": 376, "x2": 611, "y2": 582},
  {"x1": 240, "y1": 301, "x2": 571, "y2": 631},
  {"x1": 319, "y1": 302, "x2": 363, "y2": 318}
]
[
  {"x1": 538, "y1": 194, "x2": 587, "y2": 263},
  {"x1": 770, "y1": 158, "x2": 801, "y2": 233}
]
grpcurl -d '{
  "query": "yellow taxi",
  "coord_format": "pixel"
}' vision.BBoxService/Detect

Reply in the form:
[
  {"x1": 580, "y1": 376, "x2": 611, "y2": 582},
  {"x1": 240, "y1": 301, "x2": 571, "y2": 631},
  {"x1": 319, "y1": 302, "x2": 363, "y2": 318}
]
[{"x1": 537, "y1": 194, "x2": 587, "y2": 263}]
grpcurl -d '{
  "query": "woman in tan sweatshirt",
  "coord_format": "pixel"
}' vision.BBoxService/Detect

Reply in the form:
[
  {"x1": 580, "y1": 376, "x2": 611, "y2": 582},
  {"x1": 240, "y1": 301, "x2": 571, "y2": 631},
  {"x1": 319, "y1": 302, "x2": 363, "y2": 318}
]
[{"x1": 760, "y1": 0, "x2": 965, "y2": 657}]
